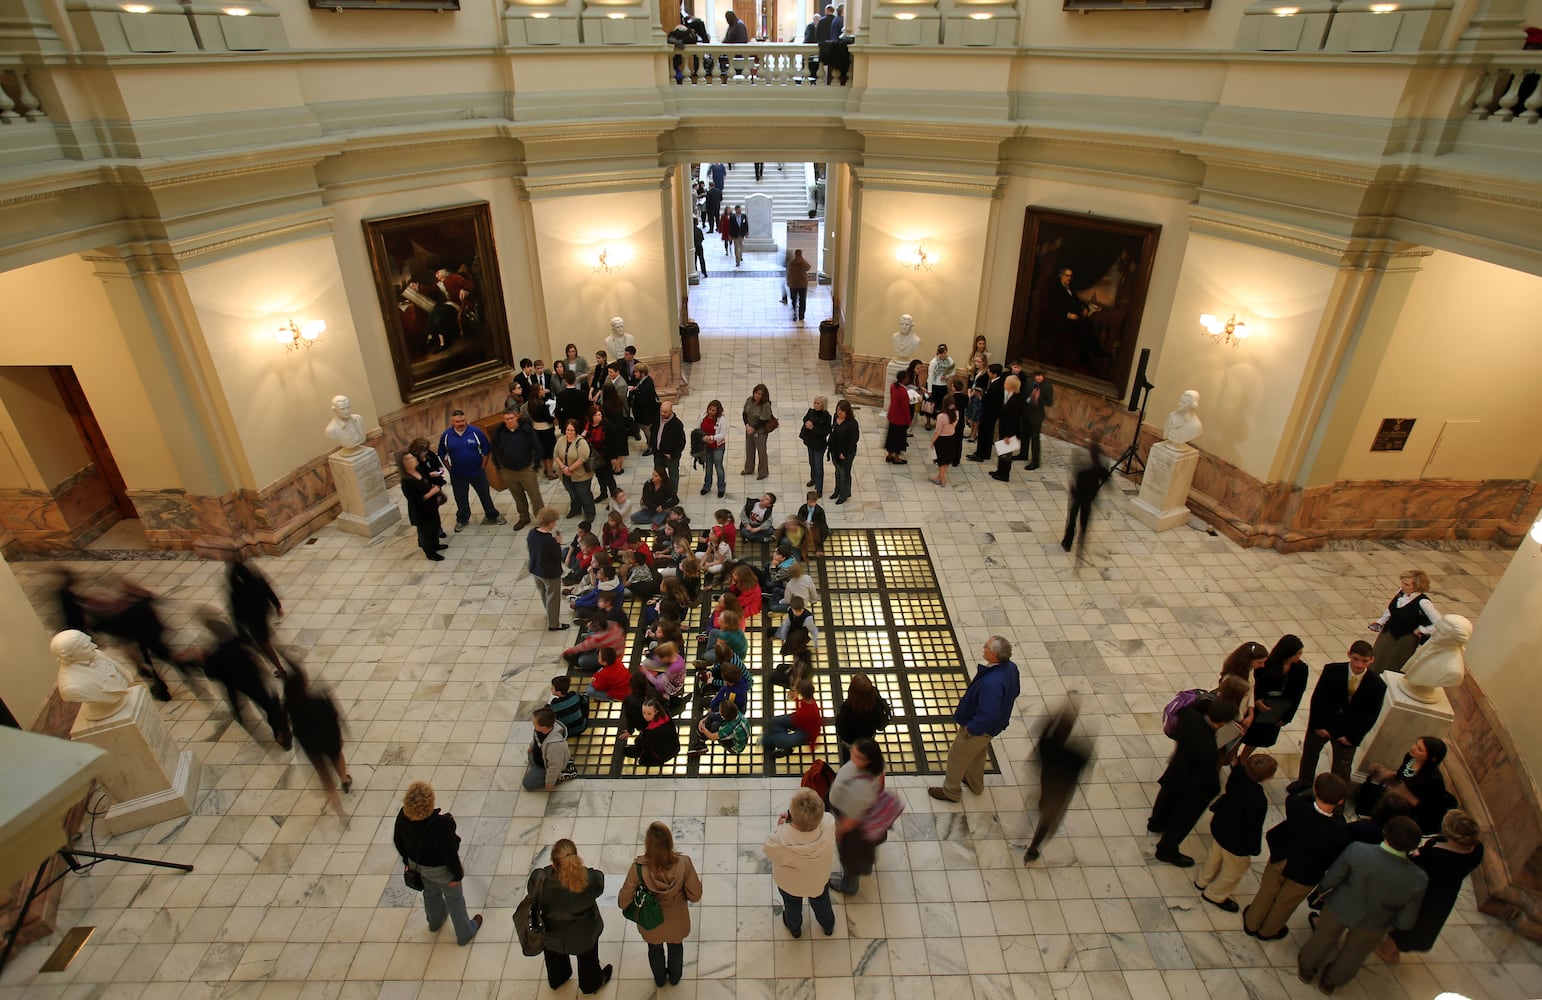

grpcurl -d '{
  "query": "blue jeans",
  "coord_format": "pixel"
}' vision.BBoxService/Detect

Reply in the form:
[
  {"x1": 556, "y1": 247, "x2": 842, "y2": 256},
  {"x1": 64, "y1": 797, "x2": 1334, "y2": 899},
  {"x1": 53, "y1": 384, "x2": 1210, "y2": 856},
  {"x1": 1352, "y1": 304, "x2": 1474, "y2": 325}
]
[
  {"x1": 563, "y1": 478, "x2": 596, "y2": 524},
  {"x1": 762, "y1": 715, "x2": 811, "y2": 750},
  {"x1": 523, "y1": 762, "x2": 547, "y2": 790},
  {"x1": 451, "y1": 471, "x2": 499, "y2": 525},
  {"x1": 412, "y1": 862, "x2": 480, "y2": 945},
  {"x1": 631, "y1": 509, "x2": 667, "y2": 527},
  {"x1": 703, "y1": 446, "x2": 726, "y2": 493},
  {"x1": 832, "y1": 457, "x2": 853, "y2": 500},
  {"x1": 807, "y1": 445, "x2": 825, "y2": 495},
  {"x1": 779, "y1": 887, "x2": 834, "y2": 936},
  {"x1": 589, "y1": 687, "x2": 620, "y2": 702}
]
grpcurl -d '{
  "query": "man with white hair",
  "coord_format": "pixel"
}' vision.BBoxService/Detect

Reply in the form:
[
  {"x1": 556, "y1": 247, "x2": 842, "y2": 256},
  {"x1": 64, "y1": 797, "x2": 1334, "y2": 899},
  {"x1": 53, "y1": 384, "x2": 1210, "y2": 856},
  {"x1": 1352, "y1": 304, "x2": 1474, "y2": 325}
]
[{"x1": 930, "y1": 635, "x2": 1021, "y2": 802}]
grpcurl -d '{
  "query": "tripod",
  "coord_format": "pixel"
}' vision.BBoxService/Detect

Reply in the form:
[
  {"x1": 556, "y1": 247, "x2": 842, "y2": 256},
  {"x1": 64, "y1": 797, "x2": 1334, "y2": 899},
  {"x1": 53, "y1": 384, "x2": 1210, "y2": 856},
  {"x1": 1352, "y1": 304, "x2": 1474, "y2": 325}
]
[
  {"x1": 1, "y1": 846, "x2": 193, "y2": 973},
  {"x1": 1114, "y1": 381, "x2": 1151, "y2": 476}
]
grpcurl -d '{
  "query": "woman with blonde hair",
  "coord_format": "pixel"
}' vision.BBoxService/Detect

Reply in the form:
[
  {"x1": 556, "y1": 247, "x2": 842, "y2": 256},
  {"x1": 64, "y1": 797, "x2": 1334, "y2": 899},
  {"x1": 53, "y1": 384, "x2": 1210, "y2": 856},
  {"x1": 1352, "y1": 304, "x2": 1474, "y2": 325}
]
[
  {"x1": 529, "y1": 839, "x2": 611, "y2": 993},
  {"x1": 1368, "y1": 569, "x2": 1442, "y2": 674},
  {"x1": 618, "y1": 822, "x2": 703, "y2": 987},
  {"x1": 762, "y1": 787, "x2": 837, "y2": 937},
  {"x1": 393, "y1": 781, "x2": 481, "y2": 944}
]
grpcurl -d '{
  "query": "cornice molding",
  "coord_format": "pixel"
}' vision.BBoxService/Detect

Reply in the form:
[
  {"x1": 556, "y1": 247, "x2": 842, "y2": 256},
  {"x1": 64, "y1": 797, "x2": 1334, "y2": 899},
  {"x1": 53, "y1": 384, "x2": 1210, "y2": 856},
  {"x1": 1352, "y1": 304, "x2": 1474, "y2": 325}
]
[
  {"x1": 173, "y1": 217, "x2": 335, "y2": 264},
  {"x1": 852, "y1": 170, "x2": 1000, "y2": 197}
]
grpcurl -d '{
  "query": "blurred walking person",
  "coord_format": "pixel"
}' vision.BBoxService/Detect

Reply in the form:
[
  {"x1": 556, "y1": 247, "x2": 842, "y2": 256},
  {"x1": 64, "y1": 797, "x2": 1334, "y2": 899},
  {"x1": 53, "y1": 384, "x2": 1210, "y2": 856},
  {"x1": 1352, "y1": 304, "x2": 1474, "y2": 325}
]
[
  {"x1": 228, "y1": 558, "x2": 284, "y2": 677},
  {"x1": 1023, "y1": 699, "x2": 1092, "y2": 863},
  {"x1": 283, "y1": 660, "x2": 351, "y2": 817},
  {"x1": 1062, "y1": 442, "x2": 1112, "y2": 554}
]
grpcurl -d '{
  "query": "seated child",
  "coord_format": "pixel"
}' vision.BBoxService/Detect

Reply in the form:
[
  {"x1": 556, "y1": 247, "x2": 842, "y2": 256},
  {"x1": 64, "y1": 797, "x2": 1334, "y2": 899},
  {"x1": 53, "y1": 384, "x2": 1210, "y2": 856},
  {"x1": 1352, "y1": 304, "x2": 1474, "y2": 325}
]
[
  {"x1": 727, "y1": 564, "x2": 762, "y2": 620},
  {"x1": 699, "y1": 525, "x2": 734, "y2": 578},
  {"x1": 586, "y1": 647, "x2": 631, "y2": 702},
  {"x1": 774, "y1": 517, "x2": 813, "y2": 561},
  {"x1": 562, "y1": 592, "x2": 628, "y2": 671},
  {"x1": 774, "y1": 596, "x2": 817, "y2": 642},
  {"x1": 689, "y1": 698, "x2": 749, "y2": 756},
  {"x1": 570, "y1": 561, "x2": 623, "y2": 618},
  {"x1": 795, "y1": 491, "x2": 828, "y2": 555},
  {"x1": 549, "y1": 675, "x2": 587, "y2": 737},
  {"x1": 770, "y1": 563, "x2": 818, "y2": 615},
  {"x1": 608, "y1": 489, "x2": 634, "y2": 523},
  {"x1": 741, "y1": 492, "x2": 777, "y2": 542},
  {"x1": 562, "y1": 526, "x2": 598, "y2": 585},
  {"x1": 639, "y1": 641, "x2": 688, "y2": 701},
  {"x1": 601, "y1": 509, "x2": 628, "y2": 552}
]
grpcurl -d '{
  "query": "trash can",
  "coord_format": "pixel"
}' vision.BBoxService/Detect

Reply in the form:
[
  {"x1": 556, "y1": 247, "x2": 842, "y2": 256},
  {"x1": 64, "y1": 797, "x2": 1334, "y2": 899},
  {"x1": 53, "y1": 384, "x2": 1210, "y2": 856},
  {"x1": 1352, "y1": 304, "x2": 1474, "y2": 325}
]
[
  {"x1": 680, "y1": 321, "x2": 701, "y2": 363},
  {"x1": 818, "y1": 320, "x2": 839, "y2": 361}
]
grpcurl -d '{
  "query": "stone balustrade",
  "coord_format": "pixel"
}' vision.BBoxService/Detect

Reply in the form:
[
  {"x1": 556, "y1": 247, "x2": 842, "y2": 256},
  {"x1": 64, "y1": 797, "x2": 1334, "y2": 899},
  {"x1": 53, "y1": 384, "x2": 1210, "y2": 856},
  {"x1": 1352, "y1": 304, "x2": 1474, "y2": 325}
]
[
  {"x1": 0, "y1": 69, "x2": 47, "y2": 125},
  {"x1": 665, "y1": 43, "x2": 853, "y2": 87},
  {"x1": 1467, "y1": 58, "x2": 1542, "y2": 124}
]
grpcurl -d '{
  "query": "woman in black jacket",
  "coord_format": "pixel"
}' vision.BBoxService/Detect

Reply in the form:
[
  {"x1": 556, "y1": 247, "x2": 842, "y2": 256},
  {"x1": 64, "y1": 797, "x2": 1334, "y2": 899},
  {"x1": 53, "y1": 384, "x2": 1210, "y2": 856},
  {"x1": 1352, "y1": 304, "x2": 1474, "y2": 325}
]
[
  {"x1": 393, "y1": 782, "x2": 481, "y2": 945},
  {"x1": 834, "y1": 672, "x2": 890, "y2": 761},
  {"x1": 623, "y1": 697, "x2": 681, "y2": 765},
  {"x1": 399, "y1": 451, "x2": 447, "y2": 561},
  {"x1": 799, "y1": 395, "x2": 832, "y2": 497},
  {"x1": 1237, "y1": 634, "x2": 1309, "y2": 763},
  {"x1": 632, "y1": 468, "x2": 680, "y2": 528},
  {"x1": 827, "y1": 400, "x2": 860, "y2": 504},
  {"x1": 529, "y1": 839, "x2": 611, "y2": 993},
  {"x1": 583, "y1": 407, "x2": 621, "y2": 501},
  {"x1": 1356, "y1": 735, "x2": 1450, "y2": 833}
]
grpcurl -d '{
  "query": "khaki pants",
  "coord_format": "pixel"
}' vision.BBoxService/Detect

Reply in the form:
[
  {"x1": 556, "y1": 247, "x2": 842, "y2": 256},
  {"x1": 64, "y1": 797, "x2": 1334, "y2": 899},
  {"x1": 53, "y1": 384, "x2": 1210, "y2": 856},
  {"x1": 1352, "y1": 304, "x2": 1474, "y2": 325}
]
[
  {"x1": 1243, "y1": 859, "x2": 1313, "y2": 937},
  {"x1": 504, "y1": 466, "x2": 543, "y2": 522},
  {"x1": 1196, "y1": 841, "x2": 1253, "y2": 902},
  {"x1": 940, "y1": 726, "x2": 993, "y2": 799},
  {"x1": 1298, "y1": 908, "x2": 1386, "y2": 991}
]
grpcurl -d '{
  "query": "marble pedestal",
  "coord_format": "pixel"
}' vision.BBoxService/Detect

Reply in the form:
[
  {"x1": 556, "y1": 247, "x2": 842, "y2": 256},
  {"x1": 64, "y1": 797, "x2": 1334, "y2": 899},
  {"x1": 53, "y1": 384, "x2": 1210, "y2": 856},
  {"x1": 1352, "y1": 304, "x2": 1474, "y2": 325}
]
[
  {"x1": 743, "y1": 193, "x2": 777, "y2": 252},
  {"x1": 328, "y1": 446, "x2": 400, "y2": 538},
  {"x1": 1130, "y1": 440, "x2": 1199, "y2": 532},
  {"x1": 70, "y1": 686, "x2": 200, "y2": 835},
  {"x1": 1353, "y1": 673, "x2": 1454, "y2": 781}
]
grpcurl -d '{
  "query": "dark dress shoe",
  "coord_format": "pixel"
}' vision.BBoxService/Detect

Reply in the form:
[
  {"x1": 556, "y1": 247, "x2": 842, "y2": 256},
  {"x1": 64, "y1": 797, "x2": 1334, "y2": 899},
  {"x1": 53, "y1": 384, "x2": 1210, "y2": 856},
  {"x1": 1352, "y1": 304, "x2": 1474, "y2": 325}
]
[
  {"x1": 988, "y1": 471, "x2": 1009, "y2": 483},
  {"x1": 1024, "y1": 463, "x2": 1040, "y2": 470},
  {"x1": 1154, "y1": 850, "x2": 1195, "y2": 868},
  {"x1": 425, "y1": 552, "x2": 445, "y2": 561},
  {"x1": 1202, "y1": 894, "x2": 1240, "y2": 913},
  {"x1": 548, "y1": 623, "x2": 571, "y2": 632},
  {"x1": 967, "y1": 454, "x2": 986, "y2": 462}
]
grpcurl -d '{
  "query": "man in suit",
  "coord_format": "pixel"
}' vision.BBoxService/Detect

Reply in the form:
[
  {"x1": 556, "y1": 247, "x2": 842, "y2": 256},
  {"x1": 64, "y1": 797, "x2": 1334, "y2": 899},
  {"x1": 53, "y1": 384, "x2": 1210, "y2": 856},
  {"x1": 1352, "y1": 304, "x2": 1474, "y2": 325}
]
[
  {"x1": 1147, "y1": 698, "x2": 1238, "y2": 867},
  {"x1": 989, "y1": 375, "x2": 1025, "y2": 483},
  {"x1": 630, "y1": 364, "x2": 660, "y2": 449},
  {"x1": 1023, "y1": 370, "x2": 1054, "y2": 469},
  {"x1": 530, "y1": 358, "x2": 556, "y2": 397},
  {"x1": 1243, "y1": 773, "x2": 1350, "y2": 940},
  {"x1": 1044, "y1": 265, "x2": 1091, "y2": 367},
  {"x1": 968, "y1": 364, "x2": 1004, "y2": 462},
  {"x1": 729, "y1": 205, "x2": 749, "y2": 266},
  {"x1": 816, "y1": 3, "x2": 836, "y2": 41},
  {"x1": 704, "y1": 183, "x2": 723, "y2": 234},
  {"x1": 1286, "y1": 641, "x2": 1386, "y2": 793},
  {"x1": 651, "y1": 400, "x2": 686, "y2": 489},
  {"x1": 693, "y1": 223, "x2": 707, "y2": 278},
  {"x1": 709, "y1": 162, "x2": 727, "y2": 192},
  {"x1": 1298, "y1": 815, "x2": 1428, "y2": 994},
  {"x1": 554, "y1": 370, "x2": 589, "y2": 430}
]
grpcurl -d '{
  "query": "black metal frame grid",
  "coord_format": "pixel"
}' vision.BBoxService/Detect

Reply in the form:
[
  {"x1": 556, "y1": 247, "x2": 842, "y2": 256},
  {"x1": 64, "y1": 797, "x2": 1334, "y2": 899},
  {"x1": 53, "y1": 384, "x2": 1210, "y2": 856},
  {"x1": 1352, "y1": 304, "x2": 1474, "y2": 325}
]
[{"x1": 563, "y1": 527, "x2": 994, "y2": 778}]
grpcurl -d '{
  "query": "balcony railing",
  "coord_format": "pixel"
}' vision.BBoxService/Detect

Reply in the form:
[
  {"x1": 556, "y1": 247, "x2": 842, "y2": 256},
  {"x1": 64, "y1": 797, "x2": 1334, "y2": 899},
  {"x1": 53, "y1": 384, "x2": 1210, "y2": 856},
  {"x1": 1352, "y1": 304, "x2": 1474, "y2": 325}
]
[
  {"x1": 0, "y1": 69, "x2": 47, "y2": 125},
  {"x1": 666, "y1": 43, "x2": 853, "y2": 88},
  {"x1": 1466, "y1": 57, "x2": 1541, "y2": 124}
]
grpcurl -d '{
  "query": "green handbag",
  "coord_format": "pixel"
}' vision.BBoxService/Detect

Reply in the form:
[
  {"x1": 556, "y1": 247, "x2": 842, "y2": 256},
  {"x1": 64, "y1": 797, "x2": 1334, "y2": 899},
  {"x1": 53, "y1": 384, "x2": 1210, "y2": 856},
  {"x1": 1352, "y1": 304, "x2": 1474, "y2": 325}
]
[{"x1": 621, "y1": 863, "x2": 665, "y2": 931}]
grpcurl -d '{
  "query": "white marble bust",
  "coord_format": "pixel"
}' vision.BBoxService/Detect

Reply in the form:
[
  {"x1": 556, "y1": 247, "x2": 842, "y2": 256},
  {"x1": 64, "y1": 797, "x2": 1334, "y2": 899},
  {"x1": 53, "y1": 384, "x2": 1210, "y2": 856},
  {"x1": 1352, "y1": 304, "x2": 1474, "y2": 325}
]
[
  {"x1": 1161, "y1": 389, "x2": 1203, "y2": 446},
  {"x1": 326, "y1": 394, "x2": 367, "y2": 453},
  {"x1": 892, "y1": 314, "x2": 920, "y2": 358},
  {"x1": 53, "y1": 630, "x2": 137, "y2": 722},
  {"x1": 1402, "y1": 614, "x2": 1471, "y2": 703},
  {"x1": 604, "y1": 316, "x2": 635, "y2": 361}
]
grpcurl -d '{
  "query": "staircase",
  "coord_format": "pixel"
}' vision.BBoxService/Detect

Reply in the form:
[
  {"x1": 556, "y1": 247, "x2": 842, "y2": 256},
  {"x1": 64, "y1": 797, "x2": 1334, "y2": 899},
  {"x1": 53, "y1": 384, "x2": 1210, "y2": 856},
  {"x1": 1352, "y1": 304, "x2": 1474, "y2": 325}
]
[{"x1": 714, "y1": 162, "x2": 818, "y2": 250}]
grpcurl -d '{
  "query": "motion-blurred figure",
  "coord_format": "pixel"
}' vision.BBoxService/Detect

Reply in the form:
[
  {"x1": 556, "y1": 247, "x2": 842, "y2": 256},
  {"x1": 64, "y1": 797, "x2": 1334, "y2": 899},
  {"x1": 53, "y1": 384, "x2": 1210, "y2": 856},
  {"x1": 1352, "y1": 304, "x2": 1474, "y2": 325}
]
[
  {"x1": 284, "y1": 659, "x2": 350, "y2": 817},
  {"x1": 228, "y1": 559, "x2": 285, "y2": 677},
  {"x1": 1062, "y1": 443, "x2": 1112, "y2": 555},
  {"x1": 189, "y1": 614, "x2": 291, "y2": 750},
  {"x1": 1024, "y1": 699, "x2": 1092, "y2": 864},
  {"x1": 55, "y1": 572, "x2": 173, "y2": 702}
]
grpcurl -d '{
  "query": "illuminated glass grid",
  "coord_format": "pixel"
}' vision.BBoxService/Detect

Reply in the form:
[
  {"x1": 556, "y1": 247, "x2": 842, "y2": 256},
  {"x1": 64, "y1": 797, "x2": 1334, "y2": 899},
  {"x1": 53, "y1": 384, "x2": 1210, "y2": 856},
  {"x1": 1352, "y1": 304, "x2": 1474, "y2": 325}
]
[
  {"x1": 896, "y1": 630, "x2": 966, "y2": 671},
  {"x1": 914, "y1": 721, "x2": 959, "y2": 766},
  {"x1": 873, "y1": 531, "x2": 927, "y2": 557},
  {"x1": 829, "y1": 630, "x2": 896, "y2": 671},
  {"x1": 888, "y1": 594, "x2": 949, "y2": 627},
  {"x1": 906, "y1": 672, "x2": 970, "y2": 716},
  {"x1": 827, "y1": 593, "x2": 886, "y2": 627},
  {"x1": 820, "y1": 560, "x2": 878, "y2": 591},
  {"x1": 878, "y1": 558, "x2": 938, "y2": 591},
  {"x1": 821, "y1": 532, "x2": 872, "y2": 558},
  {"x1": 873, "y1": 728, "x2": 918, "y2": 771}
]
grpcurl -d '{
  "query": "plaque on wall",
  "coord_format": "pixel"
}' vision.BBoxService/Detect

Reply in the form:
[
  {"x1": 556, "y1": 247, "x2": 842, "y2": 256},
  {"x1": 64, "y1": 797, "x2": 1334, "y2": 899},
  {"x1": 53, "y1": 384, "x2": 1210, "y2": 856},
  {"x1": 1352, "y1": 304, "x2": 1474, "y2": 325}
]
[
  {"x1": 310, "y1": 0, "x2": 460, "y2": 10},
  {"x1": 1371, "y1": 418, "x2": 1416, "y2": 452},
  {"x1": 1064, "y1": 0, "x2": 1211, "y2": 9}
]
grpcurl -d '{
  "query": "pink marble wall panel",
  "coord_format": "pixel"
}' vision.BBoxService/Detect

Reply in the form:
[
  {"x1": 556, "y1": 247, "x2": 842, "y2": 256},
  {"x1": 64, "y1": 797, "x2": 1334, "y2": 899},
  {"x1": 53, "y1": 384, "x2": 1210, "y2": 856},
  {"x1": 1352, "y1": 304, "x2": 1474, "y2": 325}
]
[
  {"x1": 52, "y1": 464, "x2": 121, "y2": 546},
  {"x1": 836, "y1": 350, "x2": 886, "y2": 407},
  {"x1": 379, "y1": 372, "x2": 514, "y2": 460}
]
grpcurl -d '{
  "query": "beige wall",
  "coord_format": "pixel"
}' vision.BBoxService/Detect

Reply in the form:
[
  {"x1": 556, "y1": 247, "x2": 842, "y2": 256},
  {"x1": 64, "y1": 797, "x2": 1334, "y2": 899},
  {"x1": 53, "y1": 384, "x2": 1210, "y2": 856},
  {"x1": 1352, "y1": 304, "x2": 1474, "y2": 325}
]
[
  {"x1": 848, "y1": 187, "x2": 992, "y2": 360},
  {"x1": 1019, "y1": 4, "x2": 1245, "y2": 49},
  {"x1": 0, "y1": 554, "x2": 59, "y2": 729},
  {"x1": 0, "y1": 257, "x2": 181, "y2": 490},
  {"x1": 329, "y1": 180, "x2": 544, "y2": 414},
  {"x1": 1319, "y1": 250, "x2": 1542, "y2": 484},
  {"x1": 0, "y1": 368, "x2": 88, "y2": 489},
  {"x1": 181, "y1": 236, "x2": 378, "y2": 490},
  {"x1": 1466, "y1": 535, "x2": 1542, "y2": 789},
  {"x1": 977, "y1": 175, "x2": 1192, "y2": 392},
  {"x1": 527, "y1": 187, "x2": 672, "y2": 365},
  {"x1": 1152, "y1": 233, "x2": 1337, "y2": 481},
  {"x1": 272, "y1": 0, "x2": 503, "y2": 49}
]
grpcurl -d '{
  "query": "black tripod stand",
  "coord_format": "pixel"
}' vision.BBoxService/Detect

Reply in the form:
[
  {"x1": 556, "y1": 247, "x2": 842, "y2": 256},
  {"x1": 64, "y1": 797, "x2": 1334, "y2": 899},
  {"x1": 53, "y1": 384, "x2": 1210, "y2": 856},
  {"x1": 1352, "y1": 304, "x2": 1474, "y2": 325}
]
[
  {"x1": 1114, "y1": 380, "x2": 1152, "y2": 476},
  {"x1": 1, "y1": 845, "x2": 193, "y2": 973}
]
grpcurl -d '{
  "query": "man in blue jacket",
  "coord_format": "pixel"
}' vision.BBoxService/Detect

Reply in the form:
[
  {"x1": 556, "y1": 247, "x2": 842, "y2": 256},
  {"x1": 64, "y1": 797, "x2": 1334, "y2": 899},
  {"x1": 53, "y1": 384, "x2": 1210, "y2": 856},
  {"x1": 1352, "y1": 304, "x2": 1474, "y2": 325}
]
[
  {"x1": 438, "y1": 409, "x2": 505, "y2": 532},
  {"x1": 929, "y1": 635, "x2": 1021, "y2": 802}
]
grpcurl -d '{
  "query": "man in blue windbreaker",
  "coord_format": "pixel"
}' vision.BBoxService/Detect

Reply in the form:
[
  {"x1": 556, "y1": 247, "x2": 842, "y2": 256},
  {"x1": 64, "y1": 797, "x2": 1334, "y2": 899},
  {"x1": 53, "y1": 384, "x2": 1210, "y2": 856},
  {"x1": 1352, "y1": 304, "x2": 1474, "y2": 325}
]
[{"x1": 929, "y1": 635, "x2": 1021, "y2": 803}]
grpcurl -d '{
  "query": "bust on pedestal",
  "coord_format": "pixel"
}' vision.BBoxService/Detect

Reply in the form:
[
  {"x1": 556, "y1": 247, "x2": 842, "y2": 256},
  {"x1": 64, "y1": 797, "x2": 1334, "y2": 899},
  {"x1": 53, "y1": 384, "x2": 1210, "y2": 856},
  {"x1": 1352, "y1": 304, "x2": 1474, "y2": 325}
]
[
  {"x1": 1355, "y1": 615, "x2": 1470, "y2": 779},
  {"x1": 604, "y1": 317, "x2": 635, "y2": 363},
  {"x1": 324, "y1": 393, "x2": 400, "y2": 538},
  {"x1": 53, "y1": 630, "x2": 200, "y2": 834},
  {"x1": 885, "y1": 315, "x2": 920, "y2": 386},
  {"x1": 1130, "y1": 389, "x2": 1203, "y2": 532}
]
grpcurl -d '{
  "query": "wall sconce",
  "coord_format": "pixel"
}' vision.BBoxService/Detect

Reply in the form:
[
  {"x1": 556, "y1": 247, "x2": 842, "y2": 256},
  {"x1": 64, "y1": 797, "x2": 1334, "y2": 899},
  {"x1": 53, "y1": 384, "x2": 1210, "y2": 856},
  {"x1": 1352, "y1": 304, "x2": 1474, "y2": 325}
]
[
  {"x1": 593, "y1": 246, "x2": 630, "y2": 274},
  {"x1": 1531, "y1": 514, "x2": 1542, "y2": 546},
  {"x1": 1200, "y1": 313, "x2": 1249, "y2": 347},
  {"x1": 898, "y1": 244, "x2": 934, "y2": 271},
  {"x1": 276, "y1": 318, "x2": 325, "y2": 352}
]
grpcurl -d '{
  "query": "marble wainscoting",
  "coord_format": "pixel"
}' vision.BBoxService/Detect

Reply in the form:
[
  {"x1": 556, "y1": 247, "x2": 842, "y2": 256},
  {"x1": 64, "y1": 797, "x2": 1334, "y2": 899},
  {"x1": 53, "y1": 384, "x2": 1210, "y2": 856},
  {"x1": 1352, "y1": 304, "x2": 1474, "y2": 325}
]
[
  {"x1": 836, "y1": 348, "x2": 886, "y2": 407},
  {"x1": 1447, "y1": 674, "x2": 1542, "y2": 941},
  {"x1": 130, "y1": 488, "x2": 203, "y2": 550},
  {"x1": 642, "y1": 348, "x2": 689, "y2": 402},
  {"x1": 377, "y1": 370, "x2": 514, "y2": 460},
  {"x1": 0, "y1": 464, "x2": 122, "y2": 554}
]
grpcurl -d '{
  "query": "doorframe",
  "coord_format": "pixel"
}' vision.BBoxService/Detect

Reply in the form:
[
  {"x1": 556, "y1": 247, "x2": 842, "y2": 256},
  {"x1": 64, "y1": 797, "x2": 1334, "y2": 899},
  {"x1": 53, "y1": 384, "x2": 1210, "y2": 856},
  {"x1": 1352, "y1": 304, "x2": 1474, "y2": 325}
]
[{"x1": 48, "y1": 366, "x2": 135, "y2": 518}]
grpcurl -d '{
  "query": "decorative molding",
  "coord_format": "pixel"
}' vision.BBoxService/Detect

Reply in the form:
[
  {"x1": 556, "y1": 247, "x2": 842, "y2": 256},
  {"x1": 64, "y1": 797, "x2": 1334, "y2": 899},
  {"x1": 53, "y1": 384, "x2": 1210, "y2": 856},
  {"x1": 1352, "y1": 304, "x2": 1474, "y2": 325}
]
[{"x1": 173, "y1": 217, "x2": 335, "y2": 263}]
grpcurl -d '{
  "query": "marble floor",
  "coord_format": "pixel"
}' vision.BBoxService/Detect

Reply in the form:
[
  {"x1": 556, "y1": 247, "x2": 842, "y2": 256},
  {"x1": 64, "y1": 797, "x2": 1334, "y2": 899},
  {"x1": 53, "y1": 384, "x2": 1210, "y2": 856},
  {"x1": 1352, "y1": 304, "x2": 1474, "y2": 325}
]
[{"x1": 3, "y1": 281, "x2": 1538, "y2": 1000}]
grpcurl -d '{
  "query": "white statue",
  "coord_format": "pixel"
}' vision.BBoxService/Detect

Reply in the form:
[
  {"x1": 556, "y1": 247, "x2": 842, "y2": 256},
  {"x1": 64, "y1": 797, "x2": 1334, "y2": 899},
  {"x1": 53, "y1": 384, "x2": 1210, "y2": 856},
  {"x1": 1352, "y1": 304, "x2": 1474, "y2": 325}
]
[
  {"x1": 1402, "y1": 614, "x2": 1471, "y2": 703},
  {"x1": 53, "y1": 630, "x2": 137, "y2": 722},
  {"x1": 604, "y1": 317, "x2": 635, "y2": 362},
  {"x1": 1162, "y1": 389, "x2": 1203, "y2": 446},
  {"x1": 326, "y1": 394, "x2": 367, "y2": 454},
  {"x1": 892, "y1": 314, "x2": 920, "y2": 358}
]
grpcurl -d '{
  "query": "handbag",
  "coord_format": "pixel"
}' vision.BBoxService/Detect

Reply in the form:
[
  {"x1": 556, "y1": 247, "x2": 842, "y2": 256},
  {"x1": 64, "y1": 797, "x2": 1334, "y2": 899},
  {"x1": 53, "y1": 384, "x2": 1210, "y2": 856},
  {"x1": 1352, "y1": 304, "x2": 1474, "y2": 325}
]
[
  {"x1": 620, "y1": 862, "x2": 666, "y2": 930},
  {"x1": 513, "y1": 870, "x2": 548, "y2": 957},
  {"x1": 585, "y1": 445, "x2": 605, "y2": 473},
  {"x1": 402, "y1": 866, "x2": 424, "y2": 892},
  {"x1": 762, "y1": 416, "x2": 780, "y2": 434},
  {"x1": 858, "y1": 776, "x2": 905, "y2": 843}
]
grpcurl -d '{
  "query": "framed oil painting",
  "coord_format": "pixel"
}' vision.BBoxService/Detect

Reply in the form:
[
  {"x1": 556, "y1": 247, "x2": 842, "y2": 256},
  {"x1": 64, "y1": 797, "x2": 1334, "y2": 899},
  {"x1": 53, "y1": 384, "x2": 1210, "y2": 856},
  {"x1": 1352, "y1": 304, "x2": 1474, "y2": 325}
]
[
  {"x1": 311, "y1": 1, "x2": 459, "y2": 10},
  {"x1": 1005, "y1": 207, "x2": 1161, "y2": 400},
  {"x1": 363, "y1": 203, "x2": 511, "y2": 403},
  {"x1": 1064, "y1": 1, "x2": 1211, "y2": 10}
]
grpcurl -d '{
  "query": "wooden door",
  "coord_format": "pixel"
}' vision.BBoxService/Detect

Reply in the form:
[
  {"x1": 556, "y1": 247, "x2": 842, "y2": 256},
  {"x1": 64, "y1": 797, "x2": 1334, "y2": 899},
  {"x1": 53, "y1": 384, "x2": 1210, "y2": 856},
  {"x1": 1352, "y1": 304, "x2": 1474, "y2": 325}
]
[{"x1": 48, "y1": 366, "x2": 134, "y2": 518}]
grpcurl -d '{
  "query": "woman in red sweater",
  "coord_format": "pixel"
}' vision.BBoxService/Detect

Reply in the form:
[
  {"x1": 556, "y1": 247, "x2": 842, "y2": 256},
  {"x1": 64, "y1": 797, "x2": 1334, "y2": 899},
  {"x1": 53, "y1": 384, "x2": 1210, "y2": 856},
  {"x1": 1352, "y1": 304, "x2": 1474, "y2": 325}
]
[
  {"x1": 884, "y1": 369, "x2": 914, "y2": 464},
  {"x1": 728, "y1": 564, "x2": 762, "y2": 620},
  {"x1": 761, "y1": 676, "x2": 822, "y2": 759}
]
